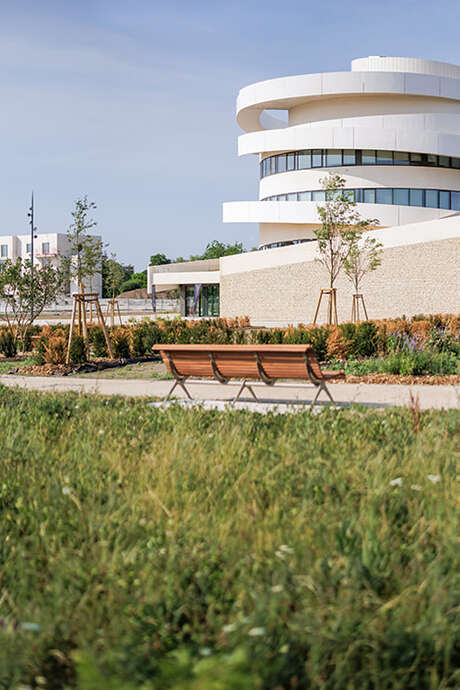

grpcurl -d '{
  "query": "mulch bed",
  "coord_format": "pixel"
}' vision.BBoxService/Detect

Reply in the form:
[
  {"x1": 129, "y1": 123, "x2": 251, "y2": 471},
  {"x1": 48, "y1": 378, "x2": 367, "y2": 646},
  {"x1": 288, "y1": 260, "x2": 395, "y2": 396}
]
[
  {"x1": 339, "y1": 373, "x2": 460, "y2": 385},
  {"x1": 5, "y1": 355, "x2": 161, "y2": 377}
]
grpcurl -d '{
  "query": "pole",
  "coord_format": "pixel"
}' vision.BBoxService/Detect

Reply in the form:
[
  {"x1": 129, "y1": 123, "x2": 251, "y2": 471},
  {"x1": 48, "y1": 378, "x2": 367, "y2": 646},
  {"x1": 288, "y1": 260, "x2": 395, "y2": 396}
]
[{"x1": 27, "y1": 192, "x2": 37, "y2": 323}]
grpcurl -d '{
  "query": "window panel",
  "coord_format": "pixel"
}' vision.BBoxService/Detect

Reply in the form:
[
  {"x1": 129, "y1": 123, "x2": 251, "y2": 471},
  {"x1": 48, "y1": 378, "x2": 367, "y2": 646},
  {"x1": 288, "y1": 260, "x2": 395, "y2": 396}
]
[
  {"x1": 425, "y1": 190, "x2": 438, "y2": 207},
  {"x1": 42, "y1": 242, "x2": 50, "y2": 254},
  {"x1": 297, "y1": 150, "x2": 311, "y2": 169},
  {"x1": 410, "y1": 152, "x2": 423, "y2": 165},
  {"x1": 286, "y1": 193, "x2": 297, "y2": 201},
  {"x1": 439, "y1": 156, "x2": 450, "y2": 168},
  {"x1": 426, "y1": 154, "x2": 437, "y2": 166},
  {"x1": 269, "y1": 157, "x2": 276, "y2": 175},
  {"x1": 394, "y1": 152, "x2": 409, "y2": 165},
  {"x1": 277, "y1": 155, "x2": 287, "y2": 173},
  {"x1": 325, "y1": 149, "x2": 342, "y2": 166},
  {"x1": 363, "y1": 189, "x2": 375, "y2": 203},
  {"x1": 343, "y1": 149, "x2": 356, "y2": 165},
  {"x1": 409, "y1": 189, "x2": 424, "y2": 206},
  {"x1": 287, "y1": 153, "x2": 296, "y2": 171},
  {"x1": 439, "y1": 191, "x2": 450, "y2": 208},
  {"x1": 26, "y1": 243, "x2": 31, "y2": 253},
  {"x1": 376, "y1": 188, "x2": 393, "y2": 204},
  {"x1": 312, "y1": 190, "x2": 326, "y2": 201},
  {"x1": 312, "y1": 149, "x2": 322, "y2": 167},
  {"x1": 298, "y1": 191, "x2": 311, "y2": 200},
  {"x1": 376, "y1": 150, "x2": 393, "y2": 165},
  {"x1": 362, "y1": 150, "x2": 376, "y2": 165},
  {"x1": 394, "y1": 189, "x2": 409, "y2": 205},
  {"x1": 451, "y1": 191, "x2": 460, "y2": 210},
  {"x1": 0, "y1": 245, "x2": 8, "y2": 258},
  {"x1": 354, "y1": 189, "x2": 363, "y2": 202},
  {"x1": 452, "y1": 157, "x2": 460, "y2": 169}
]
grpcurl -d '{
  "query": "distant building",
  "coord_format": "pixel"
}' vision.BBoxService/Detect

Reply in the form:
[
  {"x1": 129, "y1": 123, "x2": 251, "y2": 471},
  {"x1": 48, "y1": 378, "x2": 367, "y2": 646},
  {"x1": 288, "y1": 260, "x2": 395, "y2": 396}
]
[{"x1": 0, "y1": 232, "x2": 102, "y2": 296}]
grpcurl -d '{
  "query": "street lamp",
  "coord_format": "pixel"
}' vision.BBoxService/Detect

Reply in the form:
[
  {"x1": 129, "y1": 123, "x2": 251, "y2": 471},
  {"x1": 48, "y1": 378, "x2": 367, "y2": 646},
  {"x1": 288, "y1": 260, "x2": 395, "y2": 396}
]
[{"x1": 27, "y1": 192, "x2": 38, "y2": 322}]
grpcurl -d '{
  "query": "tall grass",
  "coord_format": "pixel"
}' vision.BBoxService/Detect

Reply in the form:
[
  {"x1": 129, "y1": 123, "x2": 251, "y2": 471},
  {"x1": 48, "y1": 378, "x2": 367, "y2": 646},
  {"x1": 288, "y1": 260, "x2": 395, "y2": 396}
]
[{"x1": 0, "y1": 387, "x2": 458, "y2": 689}]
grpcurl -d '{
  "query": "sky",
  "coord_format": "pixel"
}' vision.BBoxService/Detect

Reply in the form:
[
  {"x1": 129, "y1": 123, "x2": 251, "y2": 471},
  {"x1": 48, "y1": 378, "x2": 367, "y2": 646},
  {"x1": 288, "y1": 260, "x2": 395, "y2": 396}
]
[{"x1": 1, "y1": 0, "x2": 460, "y2": 270}]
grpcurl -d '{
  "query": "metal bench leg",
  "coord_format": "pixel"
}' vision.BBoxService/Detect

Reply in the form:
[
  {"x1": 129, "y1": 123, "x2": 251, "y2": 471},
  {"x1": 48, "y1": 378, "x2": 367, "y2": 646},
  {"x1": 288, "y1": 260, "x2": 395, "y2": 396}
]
[
  {"x1": 166, "y1": 378, "x2": 192, "y2": 401},
  {"x1": 310, "y1": 382, "x2": 335, "y2": 407},
  {"x1": 232, "y1": 380, "x2": 258, "y2": 403}
]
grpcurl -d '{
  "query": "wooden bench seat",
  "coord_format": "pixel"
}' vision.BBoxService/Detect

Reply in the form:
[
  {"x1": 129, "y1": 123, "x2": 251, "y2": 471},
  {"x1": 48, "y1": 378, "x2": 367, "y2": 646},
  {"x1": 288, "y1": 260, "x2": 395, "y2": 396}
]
[{"x1": 154, "y1": 344, "x2": 345, "y2": 406}]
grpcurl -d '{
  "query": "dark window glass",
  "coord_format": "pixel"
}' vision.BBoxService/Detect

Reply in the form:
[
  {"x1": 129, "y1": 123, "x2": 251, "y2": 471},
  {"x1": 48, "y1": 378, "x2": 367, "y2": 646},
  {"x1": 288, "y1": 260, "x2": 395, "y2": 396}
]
[
  {"x1": 287, "y1": 153, "x2": 296, "y2": 171},
  {"x1": 394, "y1": 189, "x2": 409, "y2": 205},
  {"x1": 298, "y1": 191, "x2": 311, "y2": 200},
  {"x1": 452, "y1": 157, "x2": 460, "y2": 169},
  {"x1": 362, "y1": 150, "x2": 376, "y2": 165},
  {"x1": 376, "y1": 189, "x2": 393, "y2": 204},
  {"x1": 354, "y1": 189, "x2": 363, "y2": 202},
  {"x1": 325, "y1": 149, "x2": 342, "y2": 166},
  {"x1": 363, "y1": 188, "x2": 375, "y2": 203},
  {"x1": 439, "y1": 191, "x2": 450, "y2": 208},
  {"x1": 312, "y1": 149, "x2": 322, "y2": 167},
  {"x1": 277, "y1": 155, "x2": 287, "y2": 173},
  {"x1": 312, "y1": 190, "x2": 326, "y2": 201},
  {"x1": 451, "y1": 191, "x2": 460, "y2": 210},
  {"x1": 286, "y1": 193, "x2": 297, "y2": 201},
  {"x1": 394, "y1": 152, "x2": 409, "y2": 165},
  {"x1": 279, "y1": 194, "x2": 287, "y2": 201},
  {"x1": 42, "y1": 242, "x2": 50, "y2": 254},
  {"x1": 409, "y1": 189, "x2": 424, "y2": 206},
  {"x1": 298, "y1": 150, "x2": 311, "y2": 169},
  {"x1": 26, "y1": 243, "x2": 31, "y2": 253},
  {"x1": 376, "y1": 150, "x2": 393, "y2": 165},
  {"x1": 343, "y1": 149, "x2": 356, "y2": 165},
  {"x1": 410, "y1": 152, "x2": 423, "y2": 165},
  {"x1": 426, "y1": 154, "x2": 437, "y2": 166},
  {"x1": 425, "y1": 190, "x2": 438, "y2": 207},
  {"x1": 439, "y1": 156, "x2": 450, "y2": 168},
  {"x1": 1, "y1": 245, "x2": 8, "y2": 258}
]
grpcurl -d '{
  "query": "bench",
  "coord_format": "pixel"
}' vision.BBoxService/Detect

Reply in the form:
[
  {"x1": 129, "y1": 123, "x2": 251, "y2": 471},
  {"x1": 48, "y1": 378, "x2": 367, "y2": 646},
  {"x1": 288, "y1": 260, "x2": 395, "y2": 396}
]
[{"x1": 153, "y1": 344, "x2": 345, "y2": 406}]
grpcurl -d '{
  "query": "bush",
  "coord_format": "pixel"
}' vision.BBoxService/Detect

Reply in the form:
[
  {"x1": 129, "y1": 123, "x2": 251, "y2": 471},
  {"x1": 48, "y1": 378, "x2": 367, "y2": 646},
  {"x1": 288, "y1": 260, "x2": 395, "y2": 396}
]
[
  {"x1": 111, "y1": 328, "x2": 131, "y2": 359},
  {"x1": 0, "y1": 330, "x2": 17, "y2": 358},
  {"x1": 355, "y1": 321, "x2": 378, "y2": 357},
  {"x1": 69, "y1": 335, "x2": 87, "y2": 365},
  {"x1": 88, "y1": 326, "x2": 108, "y2": 358},
  {"x1": 43, "y1": 333, "x2": 67, "y2": 364},
  {"x1": 425, "y1": 327, "x2": 460, "y2": 355},
  {"x1": 32, "y1": 338, "x2": 46, "y2": 365}
]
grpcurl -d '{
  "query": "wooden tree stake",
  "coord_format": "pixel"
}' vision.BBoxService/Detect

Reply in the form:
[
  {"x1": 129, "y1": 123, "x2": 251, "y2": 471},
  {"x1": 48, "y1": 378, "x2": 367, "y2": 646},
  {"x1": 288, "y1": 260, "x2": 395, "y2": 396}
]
[
  {"x1": 313, "y1": 288, "x2": 338, "y2": 326},
  {"x1": 351, "y1": 293, "x2": 369, "y2": 323},
  {"x1": 66, "y1": 292, "x2": 113, "y2": 363}
]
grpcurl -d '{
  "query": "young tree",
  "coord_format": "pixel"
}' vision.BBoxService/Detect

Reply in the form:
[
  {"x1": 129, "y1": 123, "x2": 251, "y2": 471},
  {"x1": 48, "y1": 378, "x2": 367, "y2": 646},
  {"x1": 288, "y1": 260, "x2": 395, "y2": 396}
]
[
  {"x1": 344, "y1": 234, "x2": 383, "y2": 322},
  {"x1": 104, "y1": 253, "x2": 126, "y2": 298},
  {"x1": 313, "y1": 174, "x2": 378, "y2": 324},
  {"x1": 61, "y1": 196, "x2": 103, "y2": 293},
  {"x1": 0, "y1": 258, "x2": 63, "y2": 351}
]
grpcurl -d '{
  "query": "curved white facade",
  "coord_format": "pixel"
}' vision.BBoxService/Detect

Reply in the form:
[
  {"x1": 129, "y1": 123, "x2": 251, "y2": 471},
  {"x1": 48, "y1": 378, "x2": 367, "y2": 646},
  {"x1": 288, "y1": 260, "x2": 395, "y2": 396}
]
[{"x1": 223, "y1": 56, "x2": 460, "y2": 249}]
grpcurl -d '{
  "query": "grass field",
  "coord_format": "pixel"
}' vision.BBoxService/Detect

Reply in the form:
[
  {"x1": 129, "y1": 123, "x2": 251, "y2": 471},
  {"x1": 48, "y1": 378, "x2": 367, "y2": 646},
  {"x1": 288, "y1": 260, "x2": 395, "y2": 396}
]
[{"x1": 0, "y1": 386, "x2": 458, "y2": 689}]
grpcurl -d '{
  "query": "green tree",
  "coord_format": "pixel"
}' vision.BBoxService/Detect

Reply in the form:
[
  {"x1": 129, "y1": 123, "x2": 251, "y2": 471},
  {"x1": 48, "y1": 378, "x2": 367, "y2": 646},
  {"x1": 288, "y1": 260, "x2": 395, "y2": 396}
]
[
  {"x1": 119, "y1": 270, "x2": 147, "y2": 295},
  {"x1": 149, "y1": 253, "x2": 171, "y2": 266},
  {"x1": 344, "y1": 235, "x2": 383, "y2": 294},
  {"x1": 190, "y1": 240, "x2": 244, "y2": 261},
  {"x1": 61, "y1": 196, "x2": 104, "y2": 293},
  {"x1": 104, "y1": 253, "x2": 127, "y2": 298},
  {"x1": 0, "y1": 258, "x2": 63, "y2": 350}
]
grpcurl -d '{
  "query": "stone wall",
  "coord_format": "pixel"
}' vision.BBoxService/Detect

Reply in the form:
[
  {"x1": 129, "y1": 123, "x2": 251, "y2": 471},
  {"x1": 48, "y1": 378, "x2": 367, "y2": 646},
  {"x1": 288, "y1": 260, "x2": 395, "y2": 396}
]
[{"x1": 220, "y1": 237, "x2": 460, "y2": 325}]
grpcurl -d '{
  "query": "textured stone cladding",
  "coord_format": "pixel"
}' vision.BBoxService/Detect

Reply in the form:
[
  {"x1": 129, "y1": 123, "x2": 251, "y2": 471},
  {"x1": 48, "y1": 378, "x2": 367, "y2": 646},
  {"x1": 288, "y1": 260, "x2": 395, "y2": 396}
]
[{"x1": 220, "y1": 238, "x2": 460, "y2": 324}]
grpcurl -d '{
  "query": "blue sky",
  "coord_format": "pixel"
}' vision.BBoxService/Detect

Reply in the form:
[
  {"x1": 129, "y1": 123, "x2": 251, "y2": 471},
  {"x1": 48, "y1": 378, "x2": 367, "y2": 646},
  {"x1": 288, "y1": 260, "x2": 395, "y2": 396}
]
[{"x1": 1, "y1": 0, "x2": 459, "y2": 269}]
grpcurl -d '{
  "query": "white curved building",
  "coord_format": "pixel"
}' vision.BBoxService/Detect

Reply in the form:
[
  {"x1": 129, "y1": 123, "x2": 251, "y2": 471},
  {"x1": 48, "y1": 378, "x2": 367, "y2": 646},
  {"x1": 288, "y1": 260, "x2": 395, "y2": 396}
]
[{"x1": 223, "y1": 56, "x2": 460, "y2": 250}]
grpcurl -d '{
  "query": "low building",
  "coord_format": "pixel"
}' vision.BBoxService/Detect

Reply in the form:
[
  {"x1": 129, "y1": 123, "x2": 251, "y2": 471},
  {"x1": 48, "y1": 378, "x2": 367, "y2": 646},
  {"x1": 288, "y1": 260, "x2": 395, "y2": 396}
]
[
  {"x1": 0, "y1": 232, "x2": 102, "y2": 296},
  {"x1": 151, "y1": 55, "x2": 460, "y2": 324}
]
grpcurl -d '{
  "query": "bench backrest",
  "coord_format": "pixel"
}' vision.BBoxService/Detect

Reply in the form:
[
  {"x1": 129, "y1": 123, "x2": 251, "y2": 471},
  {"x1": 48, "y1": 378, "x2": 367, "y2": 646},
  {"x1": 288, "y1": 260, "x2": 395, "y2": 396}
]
[{"x1": 154, "y1": 344, "x2": 324, "y2": 383}]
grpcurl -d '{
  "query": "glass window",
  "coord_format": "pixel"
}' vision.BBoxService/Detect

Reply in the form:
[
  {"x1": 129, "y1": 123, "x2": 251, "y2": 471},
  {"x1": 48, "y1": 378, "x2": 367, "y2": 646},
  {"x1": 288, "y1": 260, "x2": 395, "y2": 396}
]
[
  {"x1": 426, "y1": 154, "x2": 437, "y2": 166},
  {"x1": 425, "y1": 190, "x2": 439, "y2": 208},
  {"x1": 376, "y1": 189, "x2": 393, "y2": 204},
  {"x1": 354, "y1": 189, "x2": 363, "y2": 202},
  {"x1": 297, "y1": 150, "x2": 311, "y2": 169},
  {"x1": 394, "y1": 189, "x2": 409, "y2": 205},
  {"x1": 42, "y1": 242, "x2": 50, "y2": 254},
  {"x1": 325, "y1": 149, "x2": 342, "y2": 166},
  {"x1": 1, "y1": 245, "x2": 8, "y2": 258},
  {"x1": 394, "y1": 152, "x2": 409, "y2": 165},
  {"x1": 298, "y1": 191, "x2": 311, "y2": 200},
  {"x1": 278, "y1": 194, "x2": 287, "y2": 201},
  {"x1": 343, "y1": 149, "x2": 356, "y2": 165},
  {"x1": 439, "y1": 191, "x2": 450, "y2": 209},
  {"x1": 312, "y1": 190, "x2": 326, "y2": 201},
  {"x1": 363, "y1": 189, "x2": 375, "y2": 203},
  {"x1": 343, "y1": 189, "x2": 355, "y2": 202},
  {"x1": 286, "y1": 193, "x2": 297, "y2": 201},
  {"x1": 312, "y1": 149, "x2": 323, "y2": 167},
  {"x1": 277, "y1": 155, "x2": 287, "y2": 173},
  {"x1": 362, "y1": 150, "x2": 376, "y2": 165},
  {"x1": 439, "y1": 156, "x2": 450, "y2": 168},
  {"x1": 26, "y1": 243, "x2": 31, "y2": 253},
  {"x1": 410, "y1": 152, "x2": 423, "y2": 165},
  {"x1": 451, "y1": 191, "x2": 460, "y2": 210},
  {"x1": 409, "y1": 189, "x2": 424, "y2": 206},
  {"x1": 452, "y1": 157, "x2": 460, "y2": 169},
  {"x1": 376, "y1": 150, "x2": 393, "y2": 165},
  {"x1": 270, "y1": 157, "x2": 277, "y2": 175},
  {"x1": 287, "y1": 153, "x2": 296, "y2": 171}
]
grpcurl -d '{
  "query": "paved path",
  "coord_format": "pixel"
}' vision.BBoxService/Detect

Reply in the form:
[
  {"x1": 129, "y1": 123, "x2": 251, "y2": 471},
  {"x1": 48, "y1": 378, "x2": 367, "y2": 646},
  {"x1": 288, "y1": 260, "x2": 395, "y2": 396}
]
[{"x1": 1, "y1": 375, "x2": 459, "y2": 410}]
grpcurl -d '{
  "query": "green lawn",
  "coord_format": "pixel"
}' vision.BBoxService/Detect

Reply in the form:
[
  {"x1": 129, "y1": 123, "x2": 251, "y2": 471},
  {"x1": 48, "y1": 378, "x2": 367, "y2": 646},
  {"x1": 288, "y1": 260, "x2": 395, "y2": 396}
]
[
  {"x1": 0, "y1": 356, "x2": 34, "y2": 374},
  {"x1": 0, "y1": 387, "x2": 458, "y2": 689}
]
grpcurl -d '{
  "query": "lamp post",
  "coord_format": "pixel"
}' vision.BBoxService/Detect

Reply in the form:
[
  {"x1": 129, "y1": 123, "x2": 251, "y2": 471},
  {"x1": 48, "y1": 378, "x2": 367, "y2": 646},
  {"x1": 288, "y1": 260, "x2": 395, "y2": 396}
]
[{"x1": 27, "y1": 193, "x2": 38, "y2": 322}]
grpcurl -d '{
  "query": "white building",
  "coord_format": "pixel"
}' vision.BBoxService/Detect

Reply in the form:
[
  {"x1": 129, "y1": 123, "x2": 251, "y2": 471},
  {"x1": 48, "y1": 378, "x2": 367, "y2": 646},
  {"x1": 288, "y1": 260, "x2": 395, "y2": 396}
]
[
  {"x1": 0, "y1": 232, "x2": 102, "y2": 296},
  {"x1": 151, "y1": 56, "x2": 460, "y2": 323}
]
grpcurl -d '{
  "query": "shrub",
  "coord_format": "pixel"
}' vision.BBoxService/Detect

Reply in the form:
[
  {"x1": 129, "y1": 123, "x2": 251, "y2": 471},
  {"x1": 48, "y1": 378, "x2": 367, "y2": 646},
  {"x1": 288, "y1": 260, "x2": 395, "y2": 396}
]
[
  {"x1": 326, "y1": 327, "x2": 353, "y2": 361},
  {"x1": 69, "y1": 335, "x2": 87, "y2": 364},
  {"x1": 425, "y1": 327, "x2": 460, "y2": 355},
  {"x1": 43, "y1": 333, "x2": 67, "y2": 364},
  {"x1": 355, "y1": 321, "x2": 378, "y2": 357},
  {"x1": 111, "y1": 328, "x2": 131, "y2": 359},
  {"x1": 89, "y1": 326, "x2": 109, "y2": 358},
  {"x1": 0, "y1": 330, "x2": 17, "y2": 358},
  {"x1": 33, "y1": 339, "x2": 46, "y2": 365}
]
